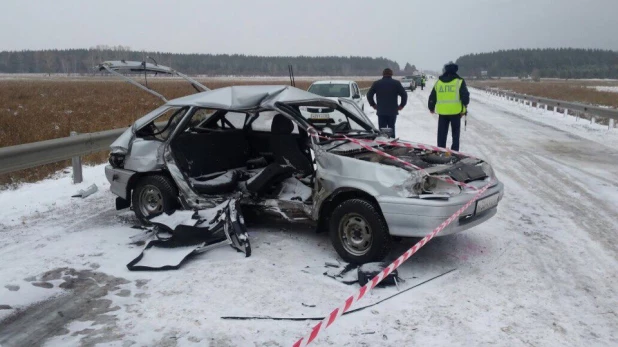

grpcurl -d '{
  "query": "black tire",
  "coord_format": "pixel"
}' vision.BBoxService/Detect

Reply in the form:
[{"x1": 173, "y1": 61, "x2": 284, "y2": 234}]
[
  {"x1": 132, "y1": 175, "x2": 179, "y2": 225},
  {"x1": 329, "y1": 199, "x2": 391, "y2": 264}
]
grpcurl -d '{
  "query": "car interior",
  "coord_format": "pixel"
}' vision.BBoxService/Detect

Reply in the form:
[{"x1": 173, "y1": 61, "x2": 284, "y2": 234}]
[{"x1": 168, "y1": 108, "x2": 314, "y2": 199}]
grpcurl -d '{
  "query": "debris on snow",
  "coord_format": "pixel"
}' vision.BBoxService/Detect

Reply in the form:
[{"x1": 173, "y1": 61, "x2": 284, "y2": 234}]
[{"x1": 71, "y1": 184, "x2": 98, "y2": 198}]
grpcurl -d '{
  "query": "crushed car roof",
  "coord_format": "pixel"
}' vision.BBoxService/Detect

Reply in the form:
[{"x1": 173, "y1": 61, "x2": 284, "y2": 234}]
[{"x1": 165, "y1": 85, "x2": 335, "y2": 110}]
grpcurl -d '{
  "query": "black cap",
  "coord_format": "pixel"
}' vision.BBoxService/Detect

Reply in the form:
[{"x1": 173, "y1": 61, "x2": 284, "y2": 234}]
[
  {"x1": 383, "y1": 68, "x2": 393, "y2": 76},
  {"x1": 443, "y1": 62, "x2": 458, "y2": 74}
]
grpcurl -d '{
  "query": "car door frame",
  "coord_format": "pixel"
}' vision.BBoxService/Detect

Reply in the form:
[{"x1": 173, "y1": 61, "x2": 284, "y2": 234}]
[{"x1": 351, "y1": 83, "x2": 363, "y2": 109}]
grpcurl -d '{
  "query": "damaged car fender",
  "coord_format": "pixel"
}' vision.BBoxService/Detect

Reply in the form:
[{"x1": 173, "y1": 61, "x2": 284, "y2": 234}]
[
  {"x1": 312, "y1": 149, "x2": 423, "y2": 220},
  {"x1": 123, "y1": 139, "x2": 165, "y2": 172}
]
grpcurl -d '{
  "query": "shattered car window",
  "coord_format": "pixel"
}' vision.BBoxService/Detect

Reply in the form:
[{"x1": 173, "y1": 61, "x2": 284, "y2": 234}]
[
  {"x1": 251, "y1": 111, "x2": 299, "y2": 133},
  {"x1": 136, "y1": 107, "x2": 188, "y2": 141},
  {"x1": 298, "y1": 104, "x2": 366, "y2": 133},
  {"x1": 224, "y1": 112, "x2": 248, "y2": 129},
  {"x1": 192, "y1": 109, "x2": 248, "y2": 130},
  {"x1": 189, "y1": 108, "x2": 216, "y2": 128}
]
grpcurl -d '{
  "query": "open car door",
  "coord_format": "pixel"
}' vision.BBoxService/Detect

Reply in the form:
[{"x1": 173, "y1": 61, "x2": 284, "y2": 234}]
[
  {"x1": 338, "y1": 97, "x2": 376, "y2": 128},
  {"x1": 98, "y1": 60, "x2": 209, "y2": 102}
]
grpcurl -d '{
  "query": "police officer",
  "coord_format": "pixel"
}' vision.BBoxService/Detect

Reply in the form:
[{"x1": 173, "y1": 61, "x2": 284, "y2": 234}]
[
  {"x1": 428, "y1": 62, "x2": 469, "y2": 151},
  {"x1": 420, "y1": 75, "x2": 426, "y2": 90}
]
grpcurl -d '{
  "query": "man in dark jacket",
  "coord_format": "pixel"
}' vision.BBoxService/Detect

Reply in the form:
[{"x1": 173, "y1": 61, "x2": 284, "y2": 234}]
[
  {"x1": 428, "y1": 62, "x2": 470, "y2": 151},
  {"x1": 367, "y1": 68, "x2": 408, "y2": 137}
]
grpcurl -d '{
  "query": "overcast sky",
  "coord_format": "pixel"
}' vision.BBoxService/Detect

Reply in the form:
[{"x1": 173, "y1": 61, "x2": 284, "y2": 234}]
[{"x1": 2, "y1": 0, "x2": 617, "y2": 71}]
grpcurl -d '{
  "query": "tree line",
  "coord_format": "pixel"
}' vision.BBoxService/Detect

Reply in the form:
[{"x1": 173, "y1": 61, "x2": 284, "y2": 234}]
[
  {"x1": 0, "y1": 46, "x2": 402, "y2": 76},
  {"x1": 456, "y1": 48, "x2": 618, "y2": 79}
]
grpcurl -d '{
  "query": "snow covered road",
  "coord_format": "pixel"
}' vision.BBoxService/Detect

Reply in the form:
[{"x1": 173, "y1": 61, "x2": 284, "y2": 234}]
[{"x1": 1, "y1": 85, "x2": 617, "y2": 346}]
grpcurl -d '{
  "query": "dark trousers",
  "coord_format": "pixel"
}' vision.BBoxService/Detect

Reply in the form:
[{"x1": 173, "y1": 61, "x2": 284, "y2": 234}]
[
  {"x1": 437, "y1": 115, "x2": 461, "y2": 151},
  {"x1": 378, "y1": 115, "x2": 397, "y2": 138}
]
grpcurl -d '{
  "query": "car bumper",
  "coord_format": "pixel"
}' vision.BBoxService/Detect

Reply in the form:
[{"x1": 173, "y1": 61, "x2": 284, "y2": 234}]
[
  {"x1": 105, "y1": 165, "x2": 135, "y2": 200},
  {"x1": 377, "y1": 180, "x2": 504, "y2": 237}
]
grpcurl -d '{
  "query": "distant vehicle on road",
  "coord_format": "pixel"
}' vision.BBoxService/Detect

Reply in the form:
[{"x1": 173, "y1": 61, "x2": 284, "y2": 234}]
[{"x1": 400, "y1": 76, "x2": 417, "y2": 91}]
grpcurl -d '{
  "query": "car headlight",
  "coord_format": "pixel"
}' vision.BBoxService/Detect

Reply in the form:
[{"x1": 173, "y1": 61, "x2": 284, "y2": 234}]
[
  {"x1": 415, "y1": 176, "x2": 460, "y2": 196},
  {"x1": 109, "y1": 152, "x2": 125, "y2": 168}
]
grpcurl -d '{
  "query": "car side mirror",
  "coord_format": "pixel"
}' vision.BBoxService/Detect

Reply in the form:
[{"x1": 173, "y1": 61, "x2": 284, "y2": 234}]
[
  {"x1": 352, "y1": 94, "x2": 361, "y2": 99},
  {"x1": 380, "y1": 128, "x2": 394, "y2": 138}
]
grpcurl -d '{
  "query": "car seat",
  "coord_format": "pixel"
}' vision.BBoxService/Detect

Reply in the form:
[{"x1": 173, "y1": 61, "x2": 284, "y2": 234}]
[{"x1": 244, "y1": 114, "x2": 312, "y2": 195}]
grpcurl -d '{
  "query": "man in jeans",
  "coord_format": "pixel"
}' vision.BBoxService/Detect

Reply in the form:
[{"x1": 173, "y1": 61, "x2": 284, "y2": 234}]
[
  {"x1": 367, "y1": 68, "x2": 408, "y2": 138},
  {"x1": 428, "y1": 62, "x2": 470, "y2": 151}
]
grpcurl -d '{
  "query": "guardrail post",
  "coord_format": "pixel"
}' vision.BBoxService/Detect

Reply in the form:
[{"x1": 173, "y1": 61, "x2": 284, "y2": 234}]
[
  {"x1": 564, "y1": 108, "x2": 568, "y2": 118},
  {"x1": 70, "y1": 131, "x2": 83, "y2": 184},
  {"x1": 610, "y1": 119, "x2": 615, "y2": 129},
  {"x1": 591, "y1": 116, "x2": 596, "y2": 125}
]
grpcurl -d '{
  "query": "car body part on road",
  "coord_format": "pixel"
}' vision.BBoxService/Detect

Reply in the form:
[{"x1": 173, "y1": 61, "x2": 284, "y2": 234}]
[
  {"x1": 71, "y1": 184, "x2": 98, "y2": 198},
  {"x1": 220, "y1": 268, "x2": 457, "y2": 322},
  {"x1": 103, "y1": 66, "x2": 503, "y2": 264},
  {"x1": 357, "y1": 262, "x2": 399, "y2": 287},
  {"x1": 126, "y1": 198, "x2": 250, "y2": 271}
]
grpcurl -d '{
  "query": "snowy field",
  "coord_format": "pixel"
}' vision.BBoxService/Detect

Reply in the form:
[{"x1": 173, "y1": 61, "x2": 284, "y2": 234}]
[
  {"x1": 588, "y1": 85, "x2": 618, "y2": 93},
  {"x1": 1, "y1": 86, "x2": 617, "y2": 346}
]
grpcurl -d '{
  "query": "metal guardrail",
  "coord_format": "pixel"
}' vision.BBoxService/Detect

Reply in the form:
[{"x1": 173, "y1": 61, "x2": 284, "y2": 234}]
[
  {"x1": 477, "y1": 86, "x2": 618, "y2": 121},
  {"x1": 0, "y1": 127, "x2": 126, "y2": 176}
]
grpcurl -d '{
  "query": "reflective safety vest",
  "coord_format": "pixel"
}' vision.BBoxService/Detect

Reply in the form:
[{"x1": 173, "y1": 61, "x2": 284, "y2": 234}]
[{"x1": 435, "y1": 78, "x2": 466, "y2": 115}]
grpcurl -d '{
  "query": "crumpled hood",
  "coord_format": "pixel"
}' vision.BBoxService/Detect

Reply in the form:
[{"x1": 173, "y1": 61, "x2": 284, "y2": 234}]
[{"x1": 324, "y1": 138, "x2": 488, "y2": 183}]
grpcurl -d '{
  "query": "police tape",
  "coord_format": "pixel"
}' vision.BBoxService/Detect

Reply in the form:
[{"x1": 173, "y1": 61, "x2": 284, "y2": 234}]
[
  {"x1": 292, "y1": 180, "x2": 493, "y2": 347},
  {"x1": 306, "y1": 129, "x2": 481, "y2": 191},
  {"x1": 342, "y1": 136, "x2": 481, "y2": 191},
  {"x1": 358, "y1": 138, "x2": 478, "y2": 160}
]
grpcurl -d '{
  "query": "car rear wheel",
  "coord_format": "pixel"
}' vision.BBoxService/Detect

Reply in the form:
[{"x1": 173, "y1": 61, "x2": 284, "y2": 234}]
[
  {"x1": 329, "y1": 199, "x2": 391, "y2": 264},
  {"x1": 132, "y1": 175, "x2": 178, "y2": 224}
]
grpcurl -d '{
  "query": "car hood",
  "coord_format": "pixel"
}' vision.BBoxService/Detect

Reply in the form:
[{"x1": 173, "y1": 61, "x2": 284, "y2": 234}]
[{"x1": 321, "y1": 138, "x2": 492, "y2": 191}]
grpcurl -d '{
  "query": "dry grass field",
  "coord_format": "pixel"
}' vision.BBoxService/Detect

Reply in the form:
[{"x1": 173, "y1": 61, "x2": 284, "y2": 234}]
[
  {"x1": 469, "y1": 79, "x2": 618, "y2": 108},
  {"x1": 0, "y1": 77, "x2": 373, "y2": 186}
]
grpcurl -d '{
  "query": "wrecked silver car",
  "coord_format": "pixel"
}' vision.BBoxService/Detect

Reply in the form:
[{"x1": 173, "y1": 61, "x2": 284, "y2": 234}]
[{"x1": 102, "y1": 61, "x2": 504, "y2": 264}]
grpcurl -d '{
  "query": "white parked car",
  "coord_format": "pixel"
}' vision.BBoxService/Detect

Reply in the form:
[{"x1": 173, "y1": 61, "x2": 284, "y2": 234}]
[
  {"x1": 306, "y1": 80, "x2": 365, "y2": 110},
  {"x1": 400, "y1": 76, "x2": 416, "y2": 91}
]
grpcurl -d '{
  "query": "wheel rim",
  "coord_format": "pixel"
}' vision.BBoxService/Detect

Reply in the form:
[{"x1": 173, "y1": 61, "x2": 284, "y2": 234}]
[
  {"x1": 338, "y1": 213, "x2": 373, "y2": 256},
  {"x1": 138, "y1": 184, "x2": 164, "y2": 217}
]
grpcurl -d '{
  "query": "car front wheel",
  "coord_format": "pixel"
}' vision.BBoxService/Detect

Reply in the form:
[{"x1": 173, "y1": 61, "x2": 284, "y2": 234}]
[
  {"x1": 329, "y1": 199, "x2": 391, "y2": 264},
  {"x1": 132, "y1": 175, "x2": 179, "y2": 224}
]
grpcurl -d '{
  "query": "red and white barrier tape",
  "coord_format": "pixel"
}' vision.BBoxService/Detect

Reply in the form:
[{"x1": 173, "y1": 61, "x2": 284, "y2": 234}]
[
  {"x1": 342, "y1": 136, "x2": 480, "y2": 191},
  {"x1": 292, "y1": 180, "x2": 493, "y2": 347},
  {"x1": 307, "y1": 128, "x2": 480, "y2": 191},
  {"x1": 358, "y1": 138, "x2": 478, "y2": 160}
]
